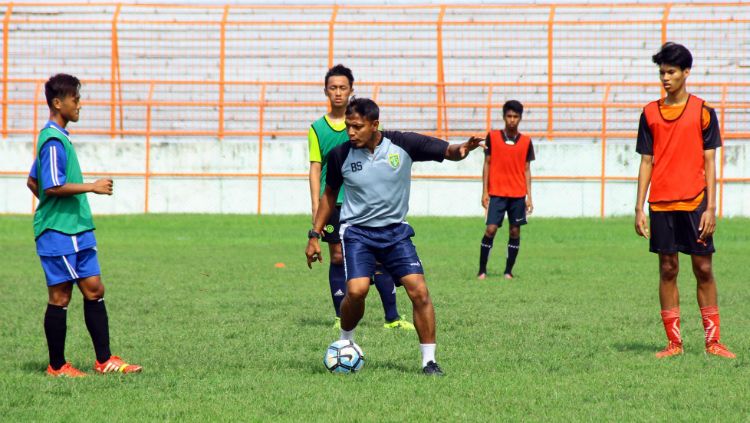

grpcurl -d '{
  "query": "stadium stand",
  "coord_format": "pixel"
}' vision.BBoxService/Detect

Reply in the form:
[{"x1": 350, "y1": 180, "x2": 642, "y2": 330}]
[{"x1": 0, "y1": 3, "x2": 748, "y2": 215}]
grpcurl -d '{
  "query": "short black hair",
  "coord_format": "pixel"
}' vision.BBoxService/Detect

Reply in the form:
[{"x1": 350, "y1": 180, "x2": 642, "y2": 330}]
[
  {"x1": 503, "y1": 100, "x2": 523, "y2": 117},
  {"x1": 652, "y1": 42, "x2": 693, "y2": 70},
  {"x1": 45, "y1": 73, "x2": 80, "y2": 109},
  {"x1": 345, "y1": 97, "x2": 379, "y2": 122},
  {"x1": 325, "y1": 64, "x2": 354, "y2": 88}
]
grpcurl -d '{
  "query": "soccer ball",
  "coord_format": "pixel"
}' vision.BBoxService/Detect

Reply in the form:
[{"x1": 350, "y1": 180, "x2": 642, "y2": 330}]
[{"x1": 323, "y1": 340, "x2": 365, "y2": 373}]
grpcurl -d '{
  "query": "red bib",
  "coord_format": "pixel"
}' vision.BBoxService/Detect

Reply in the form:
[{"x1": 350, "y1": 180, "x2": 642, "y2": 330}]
[
  {"x1": 644, "y1": 95, "x2": 706, "y2": 202},
  {"x1": 487, "y1": 131, "x2": 531, "y2": 198}
]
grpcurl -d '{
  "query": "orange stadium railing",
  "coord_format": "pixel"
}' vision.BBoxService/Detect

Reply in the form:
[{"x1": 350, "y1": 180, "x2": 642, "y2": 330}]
[{"x1": 0, "y1": 3, "x2": 748, "y2": 217}]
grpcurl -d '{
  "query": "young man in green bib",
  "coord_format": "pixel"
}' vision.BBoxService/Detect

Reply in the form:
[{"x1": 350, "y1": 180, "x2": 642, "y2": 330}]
[
  {"x1": 26, "y1": 74, "x2": 142, "y2": 377},
  {"x1": 308, "y1": 65, "x2": 413, "y2": 330}
]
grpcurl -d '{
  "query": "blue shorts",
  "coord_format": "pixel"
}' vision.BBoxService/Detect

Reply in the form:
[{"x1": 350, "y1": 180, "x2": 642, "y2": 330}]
[
  {"x1": 340, "y1": 223, "x2": 424, "y2": 281},
  {"x1": 39, "y1": 247, "x2": 101, "y2": 286},
  {"x1": 486, "y1": 196, "x2": 527, "y2": 227}
]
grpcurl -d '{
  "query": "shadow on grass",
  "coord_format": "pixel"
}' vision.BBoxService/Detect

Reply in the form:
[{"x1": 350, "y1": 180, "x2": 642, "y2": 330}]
[
  {"x1": 297, "y1": 316, "x2": 332, "y2": 327},
  {"x1": 297, "y1": 356, "x2": 414, "y2": 375},
  {"x1": 613, "y1": 342, "x2": 657, "y2": 353},
  {"x1": 367, "y1": 360, "x2": 414, "y2": 373},
  {"x1": 21, "y1": 360, "x2": 48, "y2": 374},
  {"x1": 295, "y1": 316, "x2": 388, "y2": 330}
]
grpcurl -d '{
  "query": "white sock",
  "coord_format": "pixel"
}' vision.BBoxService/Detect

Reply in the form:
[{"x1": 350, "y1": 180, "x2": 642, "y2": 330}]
[
  {"x1": 340, "y1": 328, "x2": 355, "y2": 342},
  {"x1": 420, "y1": 343, "x2": 436, "y2": 367}
]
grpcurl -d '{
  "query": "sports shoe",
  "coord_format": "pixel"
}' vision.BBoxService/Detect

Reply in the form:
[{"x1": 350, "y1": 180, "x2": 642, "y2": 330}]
[
  {"x1": 422, "y1": 361, "x2": 444, "y2": 376},
  {"x1": 705, "y1": 342, "x2": 736, "y2": 359},
  {"x1": 477, "y1": 273, "x2": 487, "y2": 280},
  {"x1": 504, "y1": 273, "x2": 514, "y2": 280},
  {"x1": 46, "y1": 362, "x2": 87, "y2": 378},
  {"x1": 94, "y1": 355, "x2": 142, "y2": 374},
  {"x1": 655, "y1": 341, "x2": 683, "y2": 358},
  {"x1": 384, "y1": 318, "x2": 415, "y2": 330},
  {"x1": 333, "y1": 317, "x2": 341, "y2": 329}
]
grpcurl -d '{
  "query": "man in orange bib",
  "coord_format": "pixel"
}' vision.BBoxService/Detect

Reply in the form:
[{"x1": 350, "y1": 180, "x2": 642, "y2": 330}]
[
  {"x1": 478, "y1": 100, "x2": 534, "y2": 280},
  {"x1": 635, "y1": 42, "x2": 735, "y2": 359}
]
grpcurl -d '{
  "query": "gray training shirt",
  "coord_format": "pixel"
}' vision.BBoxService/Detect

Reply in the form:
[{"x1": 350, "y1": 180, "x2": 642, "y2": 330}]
[{"x1": 326, "y1": 130, "x2": 449, "y2": 227}]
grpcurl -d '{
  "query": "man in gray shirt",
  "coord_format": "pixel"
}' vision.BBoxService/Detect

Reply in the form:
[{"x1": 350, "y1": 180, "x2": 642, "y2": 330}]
[{"x1": 305, "y1": 97, "x2": 483, "y2": 375}]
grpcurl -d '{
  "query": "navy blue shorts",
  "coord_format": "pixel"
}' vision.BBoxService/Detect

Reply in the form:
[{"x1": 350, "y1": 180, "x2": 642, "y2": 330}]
[
  {"x1": 39, "y1": 247, "x2": 101, "y2": 286},
  {"x1": 340, "y1": 223, "x2": 424, "y2": 281},
  {"x1": 486, "y1": 196, "x2": 527, "y2": 227}
]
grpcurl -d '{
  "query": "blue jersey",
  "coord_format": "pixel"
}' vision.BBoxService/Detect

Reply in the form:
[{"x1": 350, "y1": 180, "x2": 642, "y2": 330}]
[{"x1": 30, "y1": 121, "x2": 96, "y2": 256}]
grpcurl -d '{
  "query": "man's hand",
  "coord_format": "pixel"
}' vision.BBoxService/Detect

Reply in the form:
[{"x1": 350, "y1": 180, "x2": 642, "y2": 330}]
[
  {"x1": 526, "y1": 196, "x2": 534, "y2": 214},
  {"x1": 306, "y1": 238, "x2": 323, "y2": 269},
  {"x1": 458, "y1": 136, "x2": 486, "y2": 159},
  {"x1": 92, "y1": 178, "x2": 113, "y2": 195},
  {"x1": 698, "y1": 208, "x2": 716, "y2": 244},
  {"x1": 634, "y1": 209, "x2": 649, "y2": 239},
  {"x1": 481, "y1": 192, "x2": 489, "y2": 209}
]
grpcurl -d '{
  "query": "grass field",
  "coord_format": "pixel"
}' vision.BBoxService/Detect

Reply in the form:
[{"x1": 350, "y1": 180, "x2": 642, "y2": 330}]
[{"x1": 1, "y1": 214, "x2": 749, "y2": 421}]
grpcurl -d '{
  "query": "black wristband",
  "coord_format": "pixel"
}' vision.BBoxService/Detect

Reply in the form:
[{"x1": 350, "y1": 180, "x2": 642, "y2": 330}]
[{"x1": 308, "y1": 229, "x2": 321, "y2": 239}]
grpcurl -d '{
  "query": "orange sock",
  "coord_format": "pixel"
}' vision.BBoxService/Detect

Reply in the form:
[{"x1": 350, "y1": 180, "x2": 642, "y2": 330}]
[
  {"x1": 700, "y1": 305, "x2": 720, "y2": 345},
  {"x1": 660, "y1": 307, "x2": 682, "y2": 345}
]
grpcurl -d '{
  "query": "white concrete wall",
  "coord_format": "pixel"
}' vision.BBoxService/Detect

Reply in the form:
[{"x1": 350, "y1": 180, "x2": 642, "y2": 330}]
[{"x1": 3, "y1": 136, "x2": 749, "y2": 217}]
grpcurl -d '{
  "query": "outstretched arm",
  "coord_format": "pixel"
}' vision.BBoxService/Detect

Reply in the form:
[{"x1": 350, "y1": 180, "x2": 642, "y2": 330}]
[{"x1": 445, "y1": 136, "x2": 485, "y2": 161}]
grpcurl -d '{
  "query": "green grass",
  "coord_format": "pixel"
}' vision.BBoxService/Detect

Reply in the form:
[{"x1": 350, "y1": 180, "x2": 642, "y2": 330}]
[{"x1": 1, "y1": 214, "x2": 749, "y2": 421}]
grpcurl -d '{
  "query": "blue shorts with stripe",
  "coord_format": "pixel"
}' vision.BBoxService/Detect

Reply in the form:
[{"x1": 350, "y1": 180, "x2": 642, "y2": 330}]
[
  {"x1": 340, "y1": 223, "x2": 424, "y2": 281},
  {"x1": 39, "y1": 247, "x2": 101, "y2": 286}
]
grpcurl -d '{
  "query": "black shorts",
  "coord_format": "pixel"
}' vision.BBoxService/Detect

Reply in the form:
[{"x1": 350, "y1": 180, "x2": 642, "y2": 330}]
[
  {"x1": 486, "y1": 196, "x2": 527, "y2": 227},
  {"x1": 322, "y1": 206, "x2": 342, "y2": 244},
  {"x1": 649, "y1": 196, "x2": 715, "y2": 255}
]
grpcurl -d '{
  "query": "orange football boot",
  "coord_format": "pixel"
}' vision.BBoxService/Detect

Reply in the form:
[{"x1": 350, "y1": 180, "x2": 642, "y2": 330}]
[
  {"x1": 705, "y1": 342, "x2": 736, "y2": 359},
  {"x1": 94, "y1": 355, "x2": 143, "y2": 374},
  {"x1": 47, "y1": 362, "x2": 87, "y2": 378},
  {"x1": 655, "y1": 341, "x2": 683, "y2": 358}
]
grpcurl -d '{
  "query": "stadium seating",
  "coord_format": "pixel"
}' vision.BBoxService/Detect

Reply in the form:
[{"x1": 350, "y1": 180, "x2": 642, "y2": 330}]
[{"x1": 1, "y1": 3, "x2": 747, "y2": 138}]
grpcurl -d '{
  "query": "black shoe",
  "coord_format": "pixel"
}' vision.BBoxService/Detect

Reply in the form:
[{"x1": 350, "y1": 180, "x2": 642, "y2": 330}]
[{"x1": 422, "y1": 361, "x2": 444, "y2": 376}]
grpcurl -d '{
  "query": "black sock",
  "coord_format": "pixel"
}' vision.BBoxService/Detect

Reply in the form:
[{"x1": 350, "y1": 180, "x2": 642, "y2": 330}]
[
  {"x1": 83, "y1": 298, "x2": 111, "y2": 363},
  {"x1": 504, "y1": 237, "x2": 520, "y2": 275},
  {"x1": 329, "y1": 263, "x2": 347, "y2": 317},
  {"x1": 44, "y1": 304, "x2": 67, "y2": 370},
  {"x1": 479, "y1": 235, "x2": 494, "y2": 274},
  {"x1": 373, "y1": 264, "x2": 400, "y2": 322}
]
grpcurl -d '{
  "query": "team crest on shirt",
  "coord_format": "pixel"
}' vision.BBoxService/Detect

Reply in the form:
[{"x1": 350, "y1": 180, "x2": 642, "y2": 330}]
[{"x1": 388, "y1": 153, "x2": 400, "y2": 169}]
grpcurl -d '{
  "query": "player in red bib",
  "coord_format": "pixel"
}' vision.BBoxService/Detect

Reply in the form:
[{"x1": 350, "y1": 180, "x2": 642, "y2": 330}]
[
  {"x1": 477, "y1": 100, "x2": 534, "y2": 280},
  {"x1": 635, "y1": 42, "x2": 735, "y2": 359}
]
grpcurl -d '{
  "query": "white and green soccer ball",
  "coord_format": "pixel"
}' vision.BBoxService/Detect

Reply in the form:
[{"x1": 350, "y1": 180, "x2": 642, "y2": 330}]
[{"x1": 323, "y1": 340, "x2": 364, "y2": 374}]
